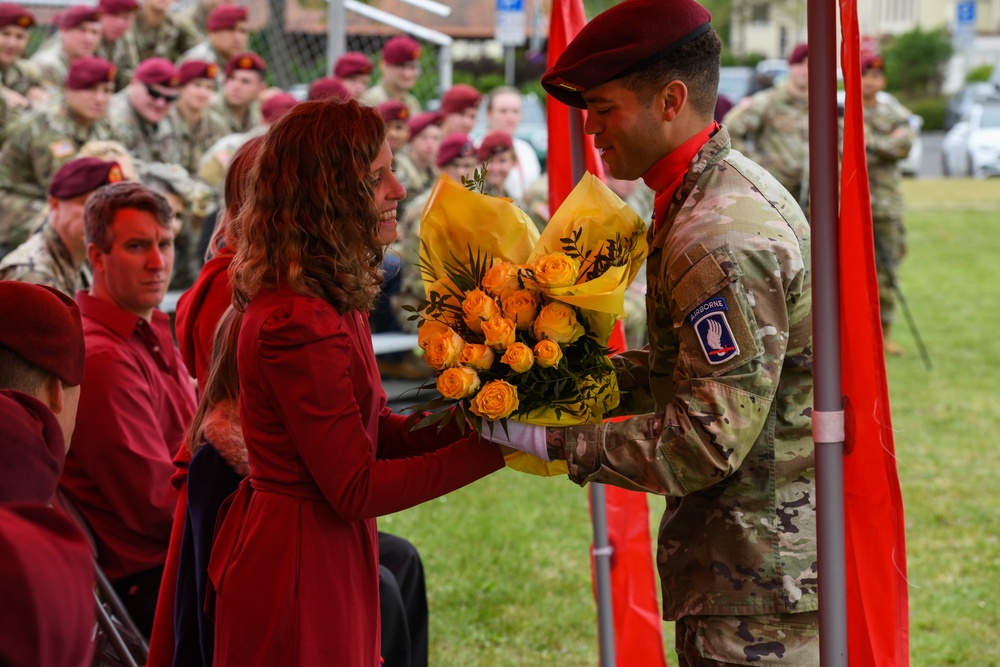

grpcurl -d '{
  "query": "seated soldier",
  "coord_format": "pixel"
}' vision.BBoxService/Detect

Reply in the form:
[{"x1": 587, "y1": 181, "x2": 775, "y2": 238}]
[
  {"x1": 170, "y1": 60, "x2": 228, "y2": 175},
  {"x1": 333, "y1": 51, "x2": 372, "y2": 100},
  {"x1": 476, "y1": 130, "x2": 521, "y2": 205},
  {"x1": 126, "y1": 0, "x2": 198, "y2": 64},
  {"x1": 0, "y1": 3, "x2": 47, "y2": 123},
  {"x1": 0, "y1": 56, "x2": 114, "y2": 255},
  {"x1": 108, "y1": 57, "x2": 182, "y2": 168},
  {"x1": 0, "y1": 157, "x2": 123, "y2": 294},
  {"x1": 95, "y1": 0, "x2": 139, "y2": 91},
  {"x1": 363, "y1": 35, "x2": 422, "y2": 114},
  {"x1": 29, "y1": 5, "x2": 101, "y2": 90},
  {"x1": 176, "y1": 2, "x2": 248, "y2": 85},
  {"x1": 208, "y1": 52, "x2": 265, "y2": 135},
  {"x1": 59, "y1": 181, "x2": 197, "y2": 637},
  {"x1": 438, "y1": 83, "x2": 481, "y2": 136}
]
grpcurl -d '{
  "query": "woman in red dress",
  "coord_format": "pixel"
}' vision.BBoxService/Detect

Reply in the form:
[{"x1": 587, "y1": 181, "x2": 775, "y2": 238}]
[{"x1": 208, "y1": 98, "x2": 506, "y2": 666}]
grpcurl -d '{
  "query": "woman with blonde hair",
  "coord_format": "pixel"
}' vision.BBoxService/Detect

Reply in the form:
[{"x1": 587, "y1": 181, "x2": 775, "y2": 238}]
[{"x1": 209, "y1": 98, "x2": 505, "y2": 666}]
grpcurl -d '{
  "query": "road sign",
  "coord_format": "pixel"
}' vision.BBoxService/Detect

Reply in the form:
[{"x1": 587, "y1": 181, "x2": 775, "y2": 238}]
[
  {"x1": 955, "y1": 1, "x2": 976, "y2": 43},
  {"x1": 495, "y1": 0, "x2": 525, "y2": 46}
]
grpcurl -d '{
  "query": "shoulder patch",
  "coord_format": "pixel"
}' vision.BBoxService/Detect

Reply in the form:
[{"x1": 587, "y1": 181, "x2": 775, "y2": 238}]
[
  {"x1": 49, "y1": 140, "x2": 74, "y2": 159},
  {"x1": 689, "y1": 297, "x2": 740, "y2": 364}
]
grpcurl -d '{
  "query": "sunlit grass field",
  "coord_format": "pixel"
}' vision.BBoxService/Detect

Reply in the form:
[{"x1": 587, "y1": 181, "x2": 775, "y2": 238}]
[{"x1": 384, "y1": 178, "x2": 1000, "y2": 666}]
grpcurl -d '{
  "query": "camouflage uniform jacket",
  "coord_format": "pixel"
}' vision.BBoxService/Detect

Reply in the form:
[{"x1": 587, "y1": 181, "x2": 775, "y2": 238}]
[
  {"x1": 0, "y1": 107, "x2": 112, "y2": 246},
  {"x1": 1, "y1": 59, "x2": 44, "y2": 97},
  {"x1": 107, "y1": 92, "x2": 183, "y2": 167},
  {"x1": 174, "y1": 3, "x2": 209, "y2": 45},
  {"x1": 395, "y1": 152, "x2": 437, "y2": 216},
  {"x1": 177, "y1": 41, "x2": 227, "y2": 86},
  {"x1": 723, "y1": 85, "x2": 809, "y2": 201},
  {"x1": 0, "y1": 218, "x2": 91, "y2": 295},
  {"x1": 127, "y1": 12, "x2": 198, "y2": 64},
  {"x1": 207, "y1": 93, "x2": 261, "y2": 135},
  {"x1": 361, "y1": 83, "x2": 421, "y2": 116},
  {"x1": 96, "y1": 38, "x2": 139, "y2": 92},
  {"x1": 863, "y1": 99, "x2": 914, "y2": 220},
  {"x1": 169, "y1": 106, "x2": 229, "y2": 175},
  {"x1": 561, "y1": 127, "x2": 817, "y2": 620},
  {"x1": 28, "y1": 44, "x2": 69, "y2": 89}
]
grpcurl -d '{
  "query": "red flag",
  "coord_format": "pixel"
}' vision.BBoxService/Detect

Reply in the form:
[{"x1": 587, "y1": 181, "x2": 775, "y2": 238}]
[{"x1": 838, "y1": 2, "x2": 910, "y2": 664}]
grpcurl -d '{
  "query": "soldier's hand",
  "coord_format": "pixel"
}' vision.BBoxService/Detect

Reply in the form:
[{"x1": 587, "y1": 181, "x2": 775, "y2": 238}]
[{"x1": 1, "y1": 88, "x2": 30, "y2": 110}]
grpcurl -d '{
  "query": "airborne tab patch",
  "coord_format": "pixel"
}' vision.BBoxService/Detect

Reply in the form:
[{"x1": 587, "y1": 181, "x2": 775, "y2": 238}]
[{"x1": 688, "y1": 297, "x2": 740, "y2": 365}]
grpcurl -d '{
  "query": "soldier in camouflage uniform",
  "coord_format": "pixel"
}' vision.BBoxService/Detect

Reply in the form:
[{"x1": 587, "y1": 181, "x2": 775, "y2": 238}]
[
  {"x1": 176, "y1": 3, "x2": 249, "y2": 87},
  {"x1": 94, "y1": 0, "x2": 139, "y2": 91},
  {"x1": 0, "y1": 57, "x2": 114, "y2": 254},
  {"x1": 170, "y1": 60, "x2": 227, "y2": 175},
  {"x1": 125, "y1": 0, "x2": 199, "y2": 65},
  {"x1": 29, "y1": 6, "x2": 102, "y2": 91},
  {"x1": 723, "y1": 44, "x2": 811, "y2": 213},
  {"x1": 495, "y1": 3, "x2": 820, "y2": 664},
  {"x1": 861, "y1": 54, "x2": 915, "y2": 355},
  {"x1": 0, "y1": 4, "x2": 47, "y2": 128},
  {"x1": 174, "y1": 0, "x2": 221, "y2": 45},
  {"x1": 363, "y1": 35, "x2": 422, "y2": 116},
  {"x1": 395, "y1": 110, "x2": 441, "y2": 219},
  {"x1": 108, "y1": 57, "x2": 183, "y2": 168},
  {"x1": 0, "y1": 157, "x2": 122, "y2": 294},
  {"x1": 334, "y1": 51, "x2": 373, "y2": 100},
  {"x1": 208, "y1": 52, "x2": 264, "y2": 135}
]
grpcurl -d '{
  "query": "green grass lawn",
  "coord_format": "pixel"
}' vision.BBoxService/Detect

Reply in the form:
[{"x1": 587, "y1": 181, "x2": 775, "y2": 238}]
[{"x1": 386, "y1": 179, "x2": 1000, "y2": 666}]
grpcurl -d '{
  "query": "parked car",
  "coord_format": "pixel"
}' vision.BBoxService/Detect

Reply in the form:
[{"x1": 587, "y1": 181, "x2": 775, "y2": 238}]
[
  {"x1": 941, "y1": 100, "x2": 1000, "y2": 177},
  {"x1": 944, "y1": 82, "x2": 996, "y2": 131},
  {"x1": 836, "y1": 90, "x2": 923, "y2": 177},
  {"x1": 717, "y1": 66, "x2": 759, "y2": 105}
]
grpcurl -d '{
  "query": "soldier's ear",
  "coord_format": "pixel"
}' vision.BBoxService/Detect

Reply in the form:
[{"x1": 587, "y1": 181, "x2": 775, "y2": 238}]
[
  {"x1": 86, "y1": 242, "x2": 103, "y2": 270},
  {"x1": 659, "y1": 80, "x2": 687, "y2": 123}
]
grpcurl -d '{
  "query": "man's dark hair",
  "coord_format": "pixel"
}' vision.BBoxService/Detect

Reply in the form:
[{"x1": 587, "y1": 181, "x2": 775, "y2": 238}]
[
  {"x1": 620, "y1": 28, "x2": 723, "y2": 118},
  {"x1": 0, "y1": 345, "x2": 48, "y2": 395},
  {"x1": 84, "y1": 181, "x2": 173, "y2": 253}
]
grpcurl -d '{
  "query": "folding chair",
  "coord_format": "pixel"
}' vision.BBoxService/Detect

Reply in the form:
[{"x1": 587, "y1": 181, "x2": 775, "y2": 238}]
[{"x1": 54, "y1": 490, "x2": 149, "y2": 667}]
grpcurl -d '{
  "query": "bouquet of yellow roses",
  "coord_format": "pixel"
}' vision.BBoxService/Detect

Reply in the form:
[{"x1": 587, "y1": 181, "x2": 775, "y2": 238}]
[{"x1": 407, "y1": 171, "x2": 648, "y2": 476}]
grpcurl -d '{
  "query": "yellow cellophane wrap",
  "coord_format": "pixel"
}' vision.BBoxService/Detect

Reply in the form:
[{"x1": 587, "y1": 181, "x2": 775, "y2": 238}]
[{"x1": 419, "y1": 173, "x2": 648, "y2": 477}]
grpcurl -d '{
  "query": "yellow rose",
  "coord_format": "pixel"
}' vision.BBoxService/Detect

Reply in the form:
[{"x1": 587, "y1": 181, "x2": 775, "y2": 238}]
[
  {"x1": 533, "y1": 339, "x2": 563, "y2": 368},
  {"x1": 459, "y1": 343, "x2": 495, "y2": 370},
  {"x1": 532, "y1": 252, "x2": 581, "y2": 289},
  {"x1": 532, "y1": 302, "x2": 585, "y2": 344},
  {"x1": 501, "y1": 342, "x2": 534, "y2": 373},
  {"x1": 423, "y1": 328, "x2": 465, "y2": 369},
  {"x1": 436, "y1": 366, "x2": 481, "y2": 399},
  {"x1": 422, "y1": 276, "x2": 463, "y2": 327},
  {"x1": 501, "y1": 289, "x2": 540, "y2": 331},
  {"x1": 482, "y1": 260, "x2": 522, "y2": 300},
  {"x1": 461, "y1": 289, "x2": 501, "y2": 333},
  {"x1": 470, "y1": 379, "x2": 519, "y2": 421},
  {"x1": 481, "y1": 315, "x2": 517, "y2": 350}
]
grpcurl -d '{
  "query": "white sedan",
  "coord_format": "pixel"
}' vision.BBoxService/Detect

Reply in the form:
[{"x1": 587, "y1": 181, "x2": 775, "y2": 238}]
[{"x1": 941, "y1": 100, "x2": 1000, "y2": 178}]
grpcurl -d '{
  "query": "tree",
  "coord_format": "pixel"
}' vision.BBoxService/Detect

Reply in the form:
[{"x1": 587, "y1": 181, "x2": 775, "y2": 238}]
[{"x1": 882, "y1": 27, "x2": 953, "y2": 96}]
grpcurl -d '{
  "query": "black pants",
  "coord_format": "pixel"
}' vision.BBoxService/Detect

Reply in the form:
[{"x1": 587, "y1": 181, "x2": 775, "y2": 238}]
[
  {"x1": 378, "y1": 532, "x2": 428, "y2": 667},
  {"x1": 111, "y1": 564, "x2": 165, "y2": 639}
]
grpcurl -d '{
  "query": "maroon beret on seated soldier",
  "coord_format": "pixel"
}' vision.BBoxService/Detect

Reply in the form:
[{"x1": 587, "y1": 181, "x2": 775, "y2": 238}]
[
  {"x1": 308, "y1": 75, "x2": 349, "y2": 102},
  {"x1": 58, "y1": 4, "x2": 101, "y2": 29},
  {"x1": 225, "y1": 52, "x2": 266, "y2": 79},
  {"x1": 408, "y1": 110, "x2": 441, "y2": 139},
  {"x1": 0, "y1": 3, "x2": 34, "y2": 29},
  {"x1": 382, "y1": 35, "x2": 421, "y2": 65},
  {"x1": 206, "y1": 2, "x2": 248, "y2": 31},
  {"x1": 540, "y1": 0, "x2": 712, "y2": 109},
  {"x1": 861, "y1": 53, "x2": 885, "y2": 72},
  {"x1": 788, "y1": 43, "x2": 808, "y2": 65},
  {"x1": 476, "y1": 130, "x2": 514, "y2": 163},
  {"x1": 436, "y1": 132, "x2": 475, "y2": 168},
  {"x1": 178, "y1": 60, "x2": 219, "y2": 86},
  {"x1": 134, "y1": 57, "x2": 180, "y2": 86},
  {"x1": 97, "y1": 0, "x2": 138, "y2": 14},
  {"x1": 334, "y1": 51, "x2": 373, "y2": 79},
  {"x1": 0, "y1": 504, "x2": 95, "y2": 667},
  {"x1": 378, "y1": 99, "x2": 409, "y2": 124},
  {"x1": 0, "y1": 282, "x2": 86, "y2": 386},
  {"x1": 261, "y1": 92, "x2": 298, "y2": 123},
  {"x1": 49, "y1": 157, "x2": 123, "y2": 200},
  {"x1": 65, "y1": 56, "x2": 115, "y2": 90},
  {"x1": 440, "y1": 84, "x2": 481, "y2": 116},
  {"x1": 0, "y1": 392, "x2": 66, "y2": 503}
]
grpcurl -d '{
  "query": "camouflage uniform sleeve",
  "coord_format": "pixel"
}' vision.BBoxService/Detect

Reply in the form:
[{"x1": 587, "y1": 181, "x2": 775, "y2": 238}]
[
  {"x1": 559, "y1": 229, "x2": 807, "y2": 497},
  {"x1": 864, "y1": 104, "x2": 914, "y2": 162},
  {"x1": 721, "y1": 92, "x2": 766, "y2": 157}
]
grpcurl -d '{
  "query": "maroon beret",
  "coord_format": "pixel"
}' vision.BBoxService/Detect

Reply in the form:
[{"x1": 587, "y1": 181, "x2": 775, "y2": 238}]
[
  {"x1": 861, "y1": 53, "x2": 885, "y2": 72},
  {"x1": 134, "y1": 57, "x2": 180, "y2": 86},
  {"x1": 334, "y1": 51, "x2": 373, "y2": 78},
  {"x1": 308, "y1": 75, "x2": 349, "y2": 102},
  {"x1": 382, "y1": 35, "x2": 420, "y2": 65},
  {"x1": 178, "y1": 60, "x2": 219, "y2": 86},
  {"x1": 0, "y1": 391, "x2": 65, "y2": 504},
  {"x1": 542, "y1": 0, "x2": 712, "y2": 109},
  {"x1": 378, "y1": 99, "x2": 409, "y2": 124},
  {"x1": 225, "y1": 52, "x2": 266, "y2": 79},
  {"x1": 440, "y1": 84, "x2": 481, "y2": 116},
  {"x1": 408, "y1": 110, "x2": 441, "y2": 138},
  {"x1": 0, "y1": 503, "x2": 95, "y2": 667},
  {"x1": 65, "y1": 56, "x2": 115, "y2": 90},
  {"x1": 97, "y1": 0, "x2": 138, "y2": 14},
  {"x1": 788, "y1": 43, "x2": 808, "y2": 65},
  {"x1": 206, "y1": 2, "x2": 247, "y2": 31},
  {"x1": 261, "y1": 92, "x2": 298, "y2": 123},
  {"x1": 0, "y1": 3, "x2": 34, "y2": 29},
  {"x1": 0, "y1": 283, "x2": 85, "y2": 387},
  {"x1": 58, "y1": 5, "x2": 101, "y2": 29},
  {"x1": 49, "y1": 157, "x2": 123, "y2": 200},
  {"x1": 476, "y1": 130, "x2": 514, "y2": 162},
  {"x1": 436, "y1": 132, "x2": 475, "y2": 168}
]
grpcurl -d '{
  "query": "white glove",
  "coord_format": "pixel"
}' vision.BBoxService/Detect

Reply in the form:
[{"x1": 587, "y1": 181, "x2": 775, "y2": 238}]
[{"x1": 484, "y1": 421, "x2": 550, "y2": 461}]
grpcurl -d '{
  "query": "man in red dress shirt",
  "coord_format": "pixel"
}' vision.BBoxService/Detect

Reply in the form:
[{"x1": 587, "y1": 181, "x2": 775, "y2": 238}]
[{"x1": 59, "y1": 180, "x2": 197, "y2": 637}]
